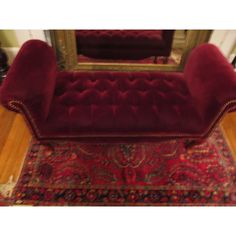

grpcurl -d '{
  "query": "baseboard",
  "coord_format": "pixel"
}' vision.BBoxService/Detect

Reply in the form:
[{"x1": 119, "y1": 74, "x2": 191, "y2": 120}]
[{"x1": 2, "y1": 47, "x2": 19, "y2": 65}]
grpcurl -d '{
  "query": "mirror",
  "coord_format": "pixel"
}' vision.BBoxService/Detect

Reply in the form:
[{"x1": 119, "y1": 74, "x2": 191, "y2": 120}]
[{"x1": 50, "y1": 30, "x2": 212, "y2": 72}]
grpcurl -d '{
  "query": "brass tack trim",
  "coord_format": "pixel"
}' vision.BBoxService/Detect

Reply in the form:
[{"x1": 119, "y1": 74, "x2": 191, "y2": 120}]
[{"x1": 8, "y1": 99, "x2": 236, "y2": 140}]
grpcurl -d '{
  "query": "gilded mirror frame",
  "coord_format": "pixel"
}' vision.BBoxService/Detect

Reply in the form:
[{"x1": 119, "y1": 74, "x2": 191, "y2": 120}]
[{"x1": 50, "y1": 30, "x2": 212, "y2": 71}]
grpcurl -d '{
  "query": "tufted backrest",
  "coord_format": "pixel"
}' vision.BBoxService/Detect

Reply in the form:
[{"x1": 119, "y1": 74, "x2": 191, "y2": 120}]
[
  {"x1": 76, "y1": 30, "x2": 175, "y2": 59},
  {"x1": 76, "y1": 30, "x2": 164, "y2": 47}
]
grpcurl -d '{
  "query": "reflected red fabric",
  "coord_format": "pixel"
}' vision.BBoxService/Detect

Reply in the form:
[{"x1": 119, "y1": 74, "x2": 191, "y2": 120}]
[
  {"x1": 0, "y1": 40, "x2": 236, "y2": 142},
  {"x1": 76, "y1": 30, "x2": 174, "y2": 59}
]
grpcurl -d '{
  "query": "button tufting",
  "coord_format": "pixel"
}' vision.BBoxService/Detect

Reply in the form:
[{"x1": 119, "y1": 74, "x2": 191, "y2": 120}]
[
  {"x1": 98, "y1": 91, "x2": 108, "y2": 98},
  {"x1": 111, "y1": 105, "x2": 118, "y2": 115},
  {"x1": 138, "y1": 88, "x2": 147, "y2": 92},
  {"x1": 77, "y1": 89, "x2": 84, "y2": 93},
  {"x1": 156, "y1": 92, "x2": 165, "y2": 98},
  {"x1": 173, "y1": 105, "x2": 180, "y2": 117},
  {"x1": 55, "y1": 87, "x2": 66, "y2": 97},
  {"x1": 70, "y1": 77, "x2": 77, "y2": 83},
  {"x1": 68, "y1": 107, "x2": 74, "y2": 115},
  {"x1": 98, "y1": 88, "x2": 105, "y2": 92},
  {"x1": 131, "y1": 105, "x2": 138, "y2": 111},
  {"x1": 138, "y1": 91, "x2": 148, "y2": 96},
  {"x1": 118, "y1": 90, "x2": 128, "y2": 96},
  {"x1": 109, "y1": 77, "x2": 116, "y2": 82},
  {"x1": 152, "y1": 105, "x2": 159, "y2": 112},
  {"x1": 48, "y1": 70, "x2": 201, "y2": 136},
  {"x1": 90, "y1": 78, "x2": 97, "y2": 82}
]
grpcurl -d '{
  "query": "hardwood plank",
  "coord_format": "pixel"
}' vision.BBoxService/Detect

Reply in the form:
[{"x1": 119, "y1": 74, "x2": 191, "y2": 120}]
[
  {"x1": 10, "y1": 125, "x2": 32, "y2": 183},
  {"x1": 0, "y1": 114, "x2": 31, "y2": 184},
  {"x1": 220, "y1": 112, "x2": 236, "y2": 161},
  {"x1": 0, "y1": 105, "x2": 16, "y2": 154}
]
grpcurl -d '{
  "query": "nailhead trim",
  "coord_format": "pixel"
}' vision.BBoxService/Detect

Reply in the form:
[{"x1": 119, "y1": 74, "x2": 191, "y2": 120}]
[{"x1": 7, "y1": 99, "x2": 236, "y2": 140}]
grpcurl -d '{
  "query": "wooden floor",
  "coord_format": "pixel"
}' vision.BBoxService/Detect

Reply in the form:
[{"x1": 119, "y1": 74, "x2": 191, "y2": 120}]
[
  {"x1": 0, "y1": 104, "x2": 236, "y2": 185},
  {"x1": 0, "y1": 105, "x2": 31, "y2": 184},
  {"x1": 220, "y1": 112, "x2": 236, "y2": 159}
]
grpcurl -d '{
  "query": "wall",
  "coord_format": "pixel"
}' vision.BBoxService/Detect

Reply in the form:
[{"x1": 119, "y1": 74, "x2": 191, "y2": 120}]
[
  {"x1": 0, "y1": 30, "x2": 46, "y2": 64},
  {"x1": 0, "y1": 30, "x2": 19, "y2": 64},
  {"x1": 14, "y1": 30, "x2": 46, "y2": 46},
  {"x1": 209, "y1": 30, "x2": 236, "y2": 59},
  {"x1": 0, "y1": 30, "x2": 19, "y2": 47}
]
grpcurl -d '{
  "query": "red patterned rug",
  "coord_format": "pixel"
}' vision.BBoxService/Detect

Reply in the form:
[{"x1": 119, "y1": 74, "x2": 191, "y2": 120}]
[
  {"x1": 0, "y1": 194, "x2": 9, "y2": 206},
  {"x1": 5, "y1": 127, "x2": 236, "y2": 206}
]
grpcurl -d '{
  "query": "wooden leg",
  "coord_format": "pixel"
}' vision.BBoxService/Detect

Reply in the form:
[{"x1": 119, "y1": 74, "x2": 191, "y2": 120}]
[
  {"x1": 163, "y1": 57, "x2": 168, "y2": 64},
  {"x1": 184, "y1": 139, "x2": 204, "y2": 149},
  {"x1": 153, "y1": 56, "x2": 157, "y2": 64},
  {"x1": 232, "y1": 55, "x2": 236, "y2": 68}
]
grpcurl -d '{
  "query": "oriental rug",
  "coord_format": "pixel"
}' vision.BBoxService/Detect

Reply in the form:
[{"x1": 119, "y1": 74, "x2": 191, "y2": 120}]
[{"x1": 5, "y1": 127, "x2": 236, "y2": 206}]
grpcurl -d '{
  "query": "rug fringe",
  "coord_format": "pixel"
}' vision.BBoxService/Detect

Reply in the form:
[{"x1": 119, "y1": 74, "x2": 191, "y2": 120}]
[{"x1": 0, "y1": 175, "x2": 16, "y2": 198}]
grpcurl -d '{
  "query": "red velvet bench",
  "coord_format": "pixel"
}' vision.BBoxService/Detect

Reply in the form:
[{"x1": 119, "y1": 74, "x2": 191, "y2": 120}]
[
  {"x1": 0, "y1": 40, "x2": 236, "y2": 145},
  {"x1": 76, "y1": 30, "x2": 174, "y2": 62}
]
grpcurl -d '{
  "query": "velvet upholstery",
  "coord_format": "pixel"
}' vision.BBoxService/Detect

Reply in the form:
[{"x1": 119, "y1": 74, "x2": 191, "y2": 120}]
[
  {"x1": 0, "y1": 40, "x2": 57, "y2": 120},
  {"x1": 76, "y1": 30, "x2": 174, "y2": 60},
  {"x1": 1, "y1": 40, "x2": 236, "y2": 142},
  {"x1": 185, "y1": 44, "x2": 236, "y2": 122}
]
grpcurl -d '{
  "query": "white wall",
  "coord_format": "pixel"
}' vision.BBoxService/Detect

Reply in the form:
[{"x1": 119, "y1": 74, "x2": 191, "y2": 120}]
[
  {"x1": 209, "y1": 30, "x2": 236, "y2": 59},
  {"x1": 14, "y1": 30, "x2": 46, "y2": 46},
  {"x1": 3, "y1": 30, "x2": 46, "y2": 64}
]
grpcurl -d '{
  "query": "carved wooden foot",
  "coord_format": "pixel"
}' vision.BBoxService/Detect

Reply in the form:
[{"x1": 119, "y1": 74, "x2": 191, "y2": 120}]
[
  {"x1": 184, "y1": 139, "x2": 202, "y2": 149},
  {"x1": 153, "y1": 56, "x2": 157, "y2": 64},
  {"x1": 163, "y1": 57, "x2": 168, "y2": 64}
]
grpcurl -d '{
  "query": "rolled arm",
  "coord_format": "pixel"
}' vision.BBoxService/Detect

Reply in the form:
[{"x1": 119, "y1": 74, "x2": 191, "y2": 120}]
[
  {"x1": 184, "y1": 43, "x2": 236, "y2": 119},
  {"x1": 0, "y1": 39, "x2": 57, "y2": 120}
]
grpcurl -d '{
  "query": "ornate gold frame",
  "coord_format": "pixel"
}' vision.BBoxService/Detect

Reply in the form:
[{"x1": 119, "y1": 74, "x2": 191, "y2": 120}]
[{"x1": 50, "y1": 30, "x2": 212, "y2": 72}]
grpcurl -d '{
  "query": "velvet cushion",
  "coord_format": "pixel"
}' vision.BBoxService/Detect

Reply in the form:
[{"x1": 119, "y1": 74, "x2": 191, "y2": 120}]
[{"x1": 37, "y1": 71, "x2": 202, "y2": 138}]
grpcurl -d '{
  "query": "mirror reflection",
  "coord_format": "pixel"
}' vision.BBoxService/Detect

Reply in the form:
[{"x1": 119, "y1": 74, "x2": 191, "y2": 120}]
[{"x1": 75, "y1": 30, "x2": 187, "y2": 65}]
